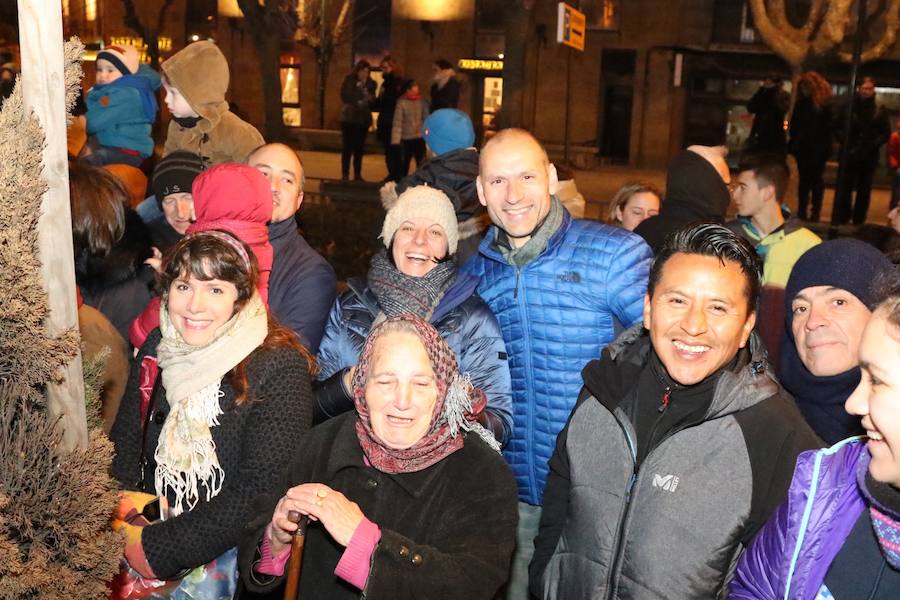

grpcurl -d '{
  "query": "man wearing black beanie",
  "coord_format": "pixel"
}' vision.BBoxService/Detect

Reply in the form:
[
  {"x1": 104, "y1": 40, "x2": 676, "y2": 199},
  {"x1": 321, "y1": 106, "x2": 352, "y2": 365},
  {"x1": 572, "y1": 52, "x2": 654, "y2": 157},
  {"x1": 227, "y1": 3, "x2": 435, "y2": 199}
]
[
  {"x1": 146, "y1": 151, "x2": 205, "y2": 253},
  {"x1": 780, "y1": 238, "x2": 892, "y2": 444}
]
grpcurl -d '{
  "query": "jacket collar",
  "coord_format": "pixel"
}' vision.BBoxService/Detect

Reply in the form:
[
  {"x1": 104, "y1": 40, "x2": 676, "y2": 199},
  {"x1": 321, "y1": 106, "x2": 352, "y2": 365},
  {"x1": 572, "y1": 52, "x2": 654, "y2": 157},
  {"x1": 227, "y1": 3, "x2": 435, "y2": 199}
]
[
  {"x1": 431, "y1": 271, "x2": 477, "y2": 322},
  {"x1": 734, "y1": 205, "x2": 807, "y2": 243},
  {"x1": 347, "y1": 277, "x2": 380, "y2": 317},
  {"x1": 587, "y1": 324, "x2": 778, "y2": 420},
  {"x1": 324, "y1": 414, "x2": 452, "y2": 499},
  {"x1": 477, "y1": 199, "x2": 572, "y2": 264},
  {"x1": 267, "y1": 217, "x2": 296, "y2": 242}
]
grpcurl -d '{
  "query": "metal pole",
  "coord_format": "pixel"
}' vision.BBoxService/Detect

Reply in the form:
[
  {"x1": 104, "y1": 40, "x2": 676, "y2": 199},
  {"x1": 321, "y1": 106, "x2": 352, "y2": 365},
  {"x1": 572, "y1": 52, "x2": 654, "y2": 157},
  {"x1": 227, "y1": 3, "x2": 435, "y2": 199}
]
[
  {"x1": 318, "y1": 0, "x2": 327, "y2": 129},
  {"x1": 831, "y1": 0, "x2": 868, "y2": 235}
]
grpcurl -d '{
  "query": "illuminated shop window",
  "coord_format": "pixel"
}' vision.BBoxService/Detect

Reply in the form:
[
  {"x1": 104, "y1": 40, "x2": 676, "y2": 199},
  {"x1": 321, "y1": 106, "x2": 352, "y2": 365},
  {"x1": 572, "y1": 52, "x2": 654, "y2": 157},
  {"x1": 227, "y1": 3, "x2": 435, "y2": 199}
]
[{"x1": 281, "y1": 53, "x2": 301, "y2": 127}]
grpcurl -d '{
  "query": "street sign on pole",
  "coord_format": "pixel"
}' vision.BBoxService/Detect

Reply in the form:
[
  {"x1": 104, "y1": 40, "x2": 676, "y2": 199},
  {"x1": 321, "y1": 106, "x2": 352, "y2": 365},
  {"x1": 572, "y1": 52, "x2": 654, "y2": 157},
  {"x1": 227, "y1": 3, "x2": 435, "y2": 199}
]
[{"x1": 557, "y1": 2, "x2": 586, "y2": 51}]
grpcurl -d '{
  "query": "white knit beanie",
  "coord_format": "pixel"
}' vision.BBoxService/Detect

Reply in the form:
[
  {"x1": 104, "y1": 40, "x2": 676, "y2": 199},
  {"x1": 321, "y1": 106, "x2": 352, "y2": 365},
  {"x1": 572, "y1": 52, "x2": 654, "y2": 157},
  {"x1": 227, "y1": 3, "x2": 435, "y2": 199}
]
[
  {"x1": 97, "y1": 45, "x2": 140, "y2": 76},
  {"x1": 381, "y1": 185, "x2": 459, "y2": 255}
]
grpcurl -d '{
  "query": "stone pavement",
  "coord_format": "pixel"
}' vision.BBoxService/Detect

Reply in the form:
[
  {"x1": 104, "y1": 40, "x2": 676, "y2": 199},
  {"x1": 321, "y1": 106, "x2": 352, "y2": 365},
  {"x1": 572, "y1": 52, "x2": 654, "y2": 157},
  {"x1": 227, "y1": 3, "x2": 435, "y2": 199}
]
[{"x1": 295, "y1": 149, "x2": 894, "y2": 227}]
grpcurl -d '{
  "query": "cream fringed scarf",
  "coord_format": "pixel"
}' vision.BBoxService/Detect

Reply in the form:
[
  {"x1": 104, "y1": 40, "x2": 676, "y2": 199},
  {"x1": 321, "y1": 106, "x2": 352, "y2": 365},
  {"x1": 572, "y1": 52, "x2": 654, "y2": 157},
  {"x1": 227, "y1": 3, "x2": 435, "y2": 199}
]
[{"x1": 155, "y1": 292, "x2": 268, "y2": 514}]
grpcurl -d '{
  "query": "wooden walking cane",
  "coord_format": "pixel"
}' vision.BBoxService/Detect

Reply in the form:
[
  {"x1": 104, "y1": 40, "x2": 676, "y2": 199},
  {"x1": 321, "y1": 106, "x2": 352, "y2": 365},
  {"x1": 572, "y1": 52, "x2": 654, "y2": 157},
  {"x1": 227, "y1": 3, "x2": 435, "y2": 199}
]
[{"x1": 283, "y1": 510, "x2": 309, "y2": 600}]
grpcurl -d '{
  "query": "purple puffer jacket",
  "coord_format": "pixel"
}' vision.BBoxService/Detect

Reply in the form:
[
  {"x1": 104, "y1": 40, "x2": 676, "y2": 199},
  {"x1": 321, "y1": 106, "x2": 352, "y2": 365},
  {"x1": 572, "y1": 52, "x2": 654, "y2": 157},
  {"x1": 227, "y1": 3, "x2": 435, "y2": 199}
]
[{"x1": 730, "y1": 438, "x2": 867, "y2": 599}]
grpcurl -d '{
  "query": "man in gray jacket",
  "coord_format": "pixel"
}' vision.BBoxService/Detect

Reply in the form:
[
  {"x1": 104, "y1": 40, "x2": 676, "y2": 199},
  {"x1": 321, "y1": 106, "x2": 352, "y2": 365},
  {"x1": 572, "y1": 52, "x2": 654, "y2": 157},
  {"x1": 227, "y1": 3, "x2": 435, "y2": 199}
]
[{"x1": 530, "y1": 223, "x2": 820, "y2": 599}]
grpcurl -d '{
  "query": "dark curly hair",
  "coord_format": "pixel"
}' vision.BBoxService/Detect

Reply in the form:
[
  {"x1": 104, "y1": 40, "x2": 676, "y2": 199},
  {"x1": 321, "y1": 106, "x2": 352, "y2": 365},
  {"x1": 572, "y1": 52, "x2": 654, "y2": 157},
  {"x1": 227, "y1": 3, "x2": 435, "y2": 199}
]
[{"x1": 158, "y1": 230, "x2": 258, "y2": 313}]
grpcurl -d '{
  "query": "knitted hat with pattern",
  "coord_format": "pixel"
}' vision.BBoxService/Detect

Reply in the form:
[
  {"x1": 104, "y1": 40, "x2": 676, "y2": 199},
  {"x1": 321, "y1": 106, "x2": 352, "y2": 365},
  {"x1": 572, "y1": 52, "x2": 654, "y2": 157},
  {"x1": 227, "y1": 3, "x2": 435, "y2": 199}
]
[
  {"x1": 151, "y1": 151, "x2": 205, "y2": 207},
  {"x1": 97, "y1": 45, "x2": 140, "y2": 76},
  {"x1": 381, "y1": 185, "x2": 459, "y2": 255}
]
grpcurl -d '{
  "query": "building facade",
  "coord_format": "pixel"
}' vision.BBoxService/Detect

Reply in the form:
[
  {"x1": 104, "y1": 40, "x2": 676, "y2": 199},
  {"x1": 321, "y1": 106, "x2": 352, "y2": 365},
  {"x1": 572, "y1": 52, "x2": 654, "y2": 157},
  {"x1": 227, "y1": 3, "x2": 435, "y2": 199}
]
[{"x1": 50, "y1": 0, "x2": 900, "y2": 168}]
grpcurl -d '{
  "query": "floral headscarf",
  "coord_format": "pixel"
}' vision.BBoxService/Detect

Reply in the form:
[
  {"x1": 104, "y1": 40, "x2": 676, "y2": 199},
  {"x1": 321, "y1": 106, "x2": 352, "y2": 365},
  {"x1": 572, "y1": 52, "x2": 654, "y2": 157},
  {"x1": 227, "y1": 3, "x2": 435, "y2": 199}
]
[{"x1": 351, "y1": 314, "x2": 500, "y2": 474}]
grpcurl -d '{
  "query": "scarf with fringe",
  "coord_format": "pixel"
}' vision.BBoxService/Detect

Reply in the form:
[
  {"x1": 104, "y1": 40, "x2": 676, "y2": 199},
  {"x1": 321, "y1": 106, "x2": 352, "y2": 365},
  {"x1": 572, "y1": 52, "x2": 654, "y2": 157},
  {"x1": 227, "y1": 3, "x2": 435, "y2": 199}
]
[
  {"x1": 351, "y1": 314, "x2": 500, "y2": 474},
  {"x1": 155, "y1": 291, "x2": 268, "y2": 513}
]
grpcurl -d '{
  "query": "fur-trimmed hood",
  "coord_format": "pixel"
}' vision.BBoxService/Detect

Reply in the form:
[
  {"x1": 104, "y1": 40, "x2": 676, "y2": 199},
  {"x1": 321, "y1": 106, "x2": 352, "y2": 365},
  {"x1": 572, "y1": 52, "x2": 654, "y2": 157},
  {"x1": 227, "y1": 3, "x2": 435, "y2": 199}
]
[{"x1": 75, "y1": 208, "x2": 153, "y2": 291}]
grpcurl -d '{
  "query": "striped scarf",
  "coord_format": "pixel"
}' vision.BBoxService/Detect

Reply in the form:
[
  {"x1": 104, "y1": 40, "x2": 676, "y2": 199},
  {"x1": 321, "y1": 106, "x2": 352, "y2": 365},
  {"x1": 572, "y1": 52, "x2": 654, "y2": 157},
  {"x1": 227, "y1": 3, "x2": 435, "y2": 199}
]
[
  {"x1": 366, "y1": 249, "x2": 456, "y2": 320},
  {"x1": 857, "y1": 452, "x2": 900, "y2": 569}
]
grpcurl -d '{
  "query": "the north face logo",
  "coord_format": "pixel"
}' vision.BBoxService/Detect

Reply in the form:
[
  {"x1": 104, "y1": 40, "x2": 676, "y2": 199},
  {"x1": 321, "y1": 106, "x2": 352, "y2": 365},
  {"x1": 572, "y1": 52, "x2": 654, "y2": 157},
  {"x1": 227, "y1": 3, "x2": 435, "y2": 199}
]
[
  {"x1": 557, "y1": 271, "x2": 581, "y2": 283},
  {"x1": 652, "y1": 473, "x2": 680, "y2": 492}
]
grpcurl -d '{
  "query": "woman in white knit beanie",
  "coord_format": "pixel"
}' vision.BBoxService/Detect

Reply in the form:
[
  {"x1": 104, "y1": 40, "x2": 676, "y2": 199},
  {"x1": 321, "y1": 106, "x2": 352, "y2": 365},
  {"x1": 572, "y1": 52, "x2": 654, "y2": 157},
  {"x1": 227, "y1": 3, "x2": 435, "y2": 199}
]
[{"x1": 314, "y1": 185, "x2": 513, "y2": 448}]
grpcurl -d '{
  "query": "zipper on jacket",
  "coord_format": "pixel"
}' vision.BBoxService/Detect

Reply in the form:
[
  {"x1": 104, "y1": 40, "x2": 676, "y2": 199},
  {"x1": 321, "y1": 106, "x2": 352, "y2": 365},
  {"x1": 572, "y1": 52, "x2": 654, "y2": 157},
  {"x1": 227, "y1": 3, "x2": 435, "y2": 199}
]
[
  {"x1": 513, "y1": 267, "x2": 521, "y2": 299},
  {"x1": 606, "y1": 414, "x2": 710, "y2": 599},
  {"x1": 605, "y1": 415, "x2": 638, "y2": 600},
  {"x1": 658, "y1": 386, "x2": 672, "y2": 413},
  {"x1": 517, "y1": 277, "x2": 540, "y2": 503}
]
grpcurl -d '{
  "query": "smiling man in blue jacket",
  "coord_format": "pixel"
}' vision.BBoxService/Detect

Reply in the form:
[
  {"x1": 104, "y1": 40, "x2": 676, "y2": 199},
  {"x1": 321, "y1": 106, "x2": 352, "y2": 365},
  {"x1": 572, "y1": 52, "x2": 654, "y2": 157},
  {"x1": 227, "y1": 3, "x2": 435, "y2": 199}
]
[{"x1": 462, "y1": 128, "x2": 652, "y2": 599}]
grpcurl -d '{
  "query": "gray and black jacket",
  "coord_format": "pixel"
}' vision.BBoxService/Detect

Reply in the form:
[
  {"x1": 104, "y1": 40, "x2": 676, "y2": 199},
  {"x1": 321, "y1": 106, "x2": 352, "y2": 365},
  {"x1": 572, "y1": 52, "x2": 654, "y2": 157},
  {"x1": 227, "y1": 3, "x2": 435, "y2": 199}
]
[{"x1": 530, "y1": 325, "x2": 820, "y2": 599}]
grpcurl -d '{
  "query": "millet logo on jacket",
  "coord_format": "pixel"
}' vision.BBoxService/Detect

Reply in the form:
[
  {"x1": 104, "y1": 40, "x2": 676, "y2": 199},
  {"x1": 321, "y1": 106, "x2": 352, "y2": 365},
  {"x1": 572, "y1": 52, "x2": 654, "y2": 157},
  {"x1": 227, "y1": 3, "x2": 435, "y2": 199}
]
[
  {"x1": 652, "y1": 473, "x2": 680, "y2": 492},
  {"x1": 557, "y1": 271, "x2": 581, "y2": 284}
]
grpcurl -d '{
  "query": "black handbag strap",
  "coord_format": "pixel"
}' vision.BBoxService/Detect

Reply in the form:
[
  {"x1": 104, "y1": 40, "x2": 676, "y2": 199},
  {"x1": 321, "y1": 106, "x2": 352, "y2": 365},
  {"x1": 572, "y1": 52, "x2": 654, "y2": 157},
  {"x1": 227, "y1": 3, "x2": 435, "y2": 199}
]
[{"x1": 137, "y1": 371, "x2": 162, "y2": 492}]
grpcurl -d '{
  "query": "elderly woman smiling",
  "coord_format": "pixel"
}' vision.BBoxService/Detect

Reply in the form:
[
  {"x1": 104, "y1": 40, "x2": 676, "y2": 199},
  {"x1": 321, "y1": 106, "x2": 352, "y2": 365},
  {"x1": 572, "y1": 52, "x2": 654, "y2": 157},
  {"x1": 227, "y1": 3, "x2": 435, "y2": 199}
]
[{"x1": 240, "y1": 315, "x2": 518, "y2": 599}]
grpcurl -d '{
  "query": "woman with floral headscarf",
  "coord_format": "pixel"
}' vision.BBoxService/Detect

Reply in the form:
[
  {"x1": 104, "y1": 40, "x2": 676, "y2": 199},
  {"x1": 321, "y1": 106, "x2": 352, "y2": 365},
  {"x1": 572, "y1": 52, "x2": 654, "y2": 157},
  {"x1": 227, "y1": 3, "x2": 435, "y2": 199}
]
[{"x1": 239, "y1": 314, "x2": 518, "y2": 599}]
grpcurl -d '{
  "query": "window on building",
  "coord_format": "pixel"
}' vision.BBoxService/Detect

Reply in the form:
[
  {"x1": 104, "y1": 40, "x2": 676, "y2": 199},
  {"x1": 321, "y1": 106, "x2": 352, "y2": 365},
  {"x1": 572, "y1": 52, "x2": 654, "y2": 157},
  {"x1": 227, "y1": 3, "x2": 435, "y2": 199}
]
[
  {"x1": 482, "y1": 76, "x2": 503, "y2": 129},
  {"x1": 281, "y1": 52, "x2": 301, "y2": 127},
  {"x1": 712, "y1": 0, "x2": 756, "y2": 44}
]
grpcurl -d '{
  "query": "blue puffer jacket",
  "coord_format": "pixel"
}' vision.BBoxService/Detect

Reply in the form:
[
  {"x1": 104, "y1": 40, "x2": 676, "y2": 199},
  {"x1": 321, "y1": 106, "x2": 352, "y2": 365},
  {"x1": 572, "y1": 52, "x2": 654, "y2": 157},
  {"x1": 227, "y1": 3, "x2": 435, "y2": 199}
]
[
  {"x1": 462, "y1": 210, "x2": 652, "y2": 505},
  {"x1": 316, "y1": 272, "x2": 514, "y2": 445}
]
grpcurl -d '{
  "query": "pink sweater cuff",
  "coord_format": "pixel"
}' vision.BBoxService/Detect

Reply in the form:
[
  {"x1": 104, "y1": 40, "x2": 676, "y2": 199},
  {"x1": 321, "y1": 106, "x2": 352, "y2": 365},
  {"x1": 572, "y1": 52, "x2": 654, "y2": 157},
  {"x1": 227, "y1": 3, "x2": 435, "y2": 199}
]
[
  {"x1": 334, "y1": 517, "x2": 382, "y2": 589},
  {"x1": 255, "y1": 524, "x2": 292, "y2": 576}
]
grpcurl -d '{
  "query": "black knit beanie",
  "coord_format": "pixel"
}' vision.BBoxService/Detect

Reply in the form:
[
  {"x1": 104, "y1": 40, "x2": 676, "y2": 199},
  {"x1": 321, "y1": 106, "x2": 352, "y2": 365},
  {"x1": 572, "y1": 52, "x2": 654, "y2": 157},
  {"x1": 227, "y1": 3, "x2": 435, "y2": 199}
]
[
  {"x1": 151, "y1": 151, "x2": 205, "y2": 208},
  {"x1": 784, "y1": 238, "x2": 892, "y2": 320}
]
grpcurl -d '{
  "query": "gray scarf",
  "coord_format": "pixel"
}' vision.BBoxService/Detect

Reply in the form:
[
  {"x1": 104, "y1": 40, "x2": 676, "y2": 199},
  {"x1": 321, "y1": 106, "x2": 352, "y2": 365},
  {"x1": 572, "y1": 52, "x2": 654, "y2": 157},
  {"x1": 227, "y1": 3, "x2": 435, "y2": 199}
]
[
  {"x1": 367, "y1": 250, "x2": 457, "y2": 320},
  {"x1": 496, "y1": 195, "x2": 565, "y2": 268}
]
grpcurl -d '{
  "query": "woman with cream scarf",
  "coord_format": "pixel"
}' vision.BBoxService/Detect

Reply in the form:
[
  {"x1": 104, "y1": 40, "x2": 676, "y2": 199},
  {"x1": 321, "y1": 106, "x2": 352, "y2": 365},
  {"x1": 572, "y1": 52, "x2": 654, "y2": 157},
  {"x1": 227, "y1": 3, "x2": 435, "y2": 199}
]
[{"x1": 110, "y1": 230, "x2": 314, "y2": 597}]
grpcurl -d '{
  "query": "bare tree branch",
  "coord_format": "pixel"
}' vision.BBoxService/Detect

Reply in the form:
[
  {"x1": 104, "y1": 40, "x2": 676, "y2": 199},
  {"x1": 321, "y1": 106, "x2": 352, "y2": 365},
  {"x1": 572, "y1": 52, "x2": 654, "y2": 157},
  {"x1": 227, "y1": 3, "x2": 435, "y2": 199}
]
[
  {"x1": 801, "y1": 0, "x2": 826, "y2": 39},
  {"x1": 154, "y1": 0, "x2": 177, "y2": 41},
  {"x1": 768, "y1": 0, "x2": 806, "y2": 44},
  {"x1": 121, "y1": 0, "x2": 149, "y2": 43}
]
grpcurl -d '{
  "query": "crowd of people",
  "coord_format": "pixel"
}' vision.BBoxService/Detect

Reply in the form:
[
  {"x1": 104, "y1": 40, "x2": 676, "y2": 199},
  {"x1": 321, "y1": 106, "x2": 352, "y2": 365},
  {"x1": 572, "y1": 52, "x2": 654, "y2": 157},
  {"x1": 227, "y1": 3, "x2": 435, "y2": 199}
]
[
  {"x1": 746, "y1": 72, "x2": 894, "y2": 227},
  {"x1": 55, "y1": 40, "x2": 900, "y2": 600}
]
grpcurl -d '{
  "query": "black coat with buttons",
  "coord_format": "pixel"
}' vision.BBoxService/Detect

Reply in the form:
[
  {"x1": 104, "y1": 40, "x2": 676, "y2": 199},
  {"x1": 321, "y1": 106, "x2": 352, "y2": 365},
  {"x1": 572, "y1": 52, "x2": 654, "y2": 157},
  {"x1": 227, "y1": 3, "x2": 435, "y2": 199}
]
[
  {"x1": 238, "y1": 411, "x2": 519, "y2": 599},
  {"x1": 110, "y1": 328, "x2": 314, "y2": 578}
]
